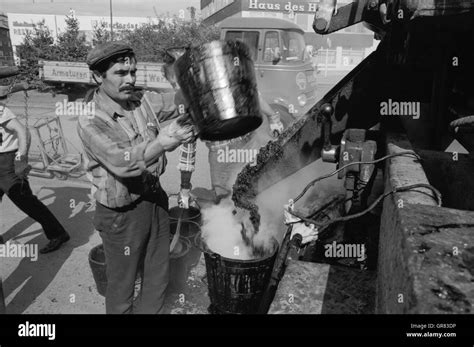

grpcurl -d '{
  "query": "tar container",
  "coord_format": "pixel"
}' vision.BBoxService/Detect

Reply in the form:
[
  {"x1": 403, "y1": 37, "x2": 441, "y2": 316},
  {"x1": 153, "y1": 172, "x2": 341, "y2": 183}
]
[
  {"x1": 197, "y1": 236, "x2": 279, "y2": 314},
  {"x1": 174, "y1": 40, "x2": 263, "y2": 141}
]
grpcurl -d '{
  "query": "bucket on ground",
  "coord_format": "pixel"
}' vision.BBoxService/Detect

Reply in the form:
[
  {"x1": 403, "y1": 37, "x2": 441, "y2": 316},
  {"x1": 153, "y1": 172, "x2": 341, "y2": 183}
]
[
  {"x1": 168, "y1": 236, "x2": 192, "y2": 293},
  {"x1": 169, "y1": 205, "x2": 201, "y2": 225},
  {"x1": 199, "y1": 237, "x2": 279, "y2": 314},
  {"x1": 89, "y1": 244, "x2": 107, "y2": 297},
  {"x1": 169, "y1": 212, "x2": 201, "y2": 243},
  {"x1": 88, "y1": 244, "x2": 143, "y2": 297}
]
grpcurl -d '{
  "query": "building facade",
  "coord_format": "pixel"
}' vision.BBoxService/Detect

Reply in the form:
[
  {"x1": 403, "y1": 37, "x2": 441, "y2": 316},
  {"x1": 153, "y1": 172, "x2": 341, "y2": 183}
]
[
  {"x1": 0, "y1": 13, "x2": 15, "y2": 67},
  {"x1": 7, "y1": 12, "x2": 158, "y2": 47}
]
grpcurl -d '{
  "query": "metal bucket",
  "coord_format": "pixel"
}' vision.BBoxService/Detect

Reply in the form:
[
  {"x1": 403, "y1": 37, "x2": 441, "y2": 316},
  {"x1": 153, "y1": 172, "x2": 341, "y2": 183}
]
[
  {"x1": 169, "y1": 206, "x2": 201, "y2": 238},
  {"x1": 88, "y1": 244, "x2": 107, "y2": 297},
  {"x1": 197, "y1": 236, "x2": 279, "y2": 314},
  {"x1": 168, "y1": 236, "x2": 192, "y2": 294},
  {"x1": 170, "y1": 220, "x2": 202, "y2": 270},
  {"x1": 88, "y1": 244, "x2": 143, "y2": 297},
  {"x1": 174, "y1": 40, "x2": 263, "y2": 141}
]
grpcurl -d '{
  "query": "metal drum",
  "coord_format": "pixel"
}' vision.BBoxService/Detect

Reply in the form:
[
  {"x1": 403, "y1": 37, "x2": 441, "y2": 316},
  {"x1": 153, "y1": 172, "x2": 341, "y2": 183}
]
[{"x1": 174, "y1": 40, "x2": 263, "y2": 141}]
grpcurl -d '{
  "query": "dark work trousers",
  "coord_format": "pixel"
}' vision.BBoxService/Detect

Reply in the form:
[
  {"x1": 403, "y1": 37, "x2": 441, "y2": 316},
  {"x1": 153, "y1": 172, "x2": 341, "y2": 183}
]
[
  {"x1": 93, "y1": 195, "x2": 170, "y2": 314},
  {"x1": 0, "y1": 151, "x2": 66, "y2": 240}
]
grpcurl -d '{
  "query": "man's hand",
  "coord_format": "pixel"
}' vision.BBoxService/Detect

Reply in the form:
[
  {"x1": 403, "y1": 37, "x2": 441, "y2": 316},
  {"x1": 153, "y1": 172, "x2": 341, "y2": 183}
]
[
  {"x1": 14, "y1": 153, "x2": 31, "y2": 179},
  {"x1": 157, "y1": 115, "x2": 195, "y2": 151}
]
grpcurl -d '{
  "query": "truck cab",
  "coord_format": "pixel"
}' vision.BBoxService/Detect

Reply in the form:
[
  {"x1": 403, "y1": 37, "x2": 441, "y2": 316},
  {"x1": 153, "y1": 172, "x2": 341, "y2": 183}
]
[{"x1": 219, "y1": 17, "x2": 318, "y2": 127}]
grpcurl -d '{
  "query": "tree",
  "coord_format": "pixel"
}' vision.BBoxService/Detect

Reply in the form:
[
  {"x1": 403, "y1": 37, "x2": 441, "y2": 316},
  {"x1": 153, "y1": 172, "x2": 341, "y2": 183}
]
[
  {"x1": 92, "y1": 20, "x2": 112, "y2": 46},
  {"x1": 56, "y1": 12, "x2": 90, "y2": 61},
  {"x1": 16, "y1": 20, "x2": 57, "y2": 89},
  {"x1": 123, "y1": 18, "x2": 220, "y2": 63},
  {"x1": 14, "y1": 15, "x2": 220, "y2": 92}
]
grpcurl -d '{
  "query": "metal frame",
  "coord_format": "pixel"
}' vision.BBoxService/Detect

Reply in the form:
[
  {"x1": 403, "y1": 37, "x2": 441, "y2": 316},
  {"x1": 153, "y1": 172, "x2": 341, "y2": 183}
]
[{"x1": 29, "y1": 116, "x2": 83, "y2": 180}]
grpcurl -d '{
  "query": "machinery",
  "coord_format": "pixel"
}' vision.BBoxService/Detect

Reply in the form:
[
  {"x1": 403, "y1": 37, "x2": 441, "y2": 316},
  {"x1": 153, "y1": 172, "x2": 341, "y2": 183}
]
[{"x1": 231, "y1": 0, "x2": 474, "y2": 314}]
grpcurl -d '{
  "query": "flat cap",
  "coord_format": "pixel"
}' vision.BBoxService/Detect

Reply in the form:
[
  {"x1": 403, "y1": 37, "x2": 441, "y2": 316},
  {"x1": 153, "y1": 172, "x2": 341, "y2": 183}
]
[
  {"x1": 86, "y1": 41, "x2": 134, "y2": 70},
  {"x1": 0, "y1": 66, "x2": 19, "y2": 79}
]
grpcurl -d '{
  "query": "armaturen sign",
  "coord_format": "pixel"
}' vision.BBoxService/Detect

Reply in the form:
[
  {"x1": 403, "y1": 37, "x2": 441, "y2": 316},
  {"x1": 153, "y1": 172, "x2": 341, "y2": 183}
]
[
  {"x1": 247, "y1": 0, "x2": 321, "y2": 13},
  {"x1": 40, "y1": 60, "x2": 172, "y2": 89}
]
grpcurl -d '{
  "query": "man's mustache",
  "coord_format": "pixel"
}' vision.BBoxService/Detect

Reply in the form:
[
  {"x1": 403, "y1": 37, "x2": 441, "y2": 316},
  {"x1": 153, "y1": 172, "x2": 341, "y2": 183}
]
[{"x1": 119, "y1": 85, "x2": 143, "y2": 92}]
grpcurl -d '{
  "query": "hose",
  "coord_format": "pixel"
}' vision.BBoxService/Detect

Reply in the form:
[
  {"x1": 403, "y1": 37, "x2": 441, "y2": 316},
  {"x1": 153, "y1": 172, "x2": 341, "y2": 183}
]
[
  {"x1": 288, "y1": 183, "x2": 442, "y2": 236},
  {"x1": 292, "y1": 151, "x2": 421, "y2": 203}
]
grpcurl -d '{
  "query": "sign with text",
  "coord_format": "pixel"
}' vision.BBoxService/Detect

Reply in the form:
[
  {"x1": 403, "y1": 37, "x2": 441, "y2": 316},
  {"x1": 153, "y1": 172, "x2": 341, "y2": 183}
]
[
  {"x1": 41, "y1": 61, "x2": 172, "y2": 89},
  {"x1": 244, "y1": 0, "x2": 353, "y2": 14}
]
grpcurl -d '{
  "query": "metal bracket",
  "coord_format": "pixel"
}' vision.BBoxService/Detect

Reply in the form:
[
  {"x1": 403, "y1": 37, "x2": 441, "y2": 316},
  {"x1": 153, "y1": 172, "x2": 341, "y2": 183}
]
[
  {"x1": 318, "y1": 103, "x2": 340, "y2": 163},
  {"x1": 313, "y1": 0, "x2": 380, "y2": 35},
  {"x1": 338, "y1": 129, "x2": 378, "y2": 212}
]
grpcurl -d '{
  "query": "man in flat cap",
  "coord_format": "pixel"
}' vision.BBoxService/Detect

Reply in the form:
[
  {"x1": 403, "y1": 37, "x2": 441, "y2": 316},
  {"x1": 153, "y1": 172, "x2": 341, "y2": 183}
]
[
  {"x1": 78, "y1": 41, "x2": 195, "y2": 314},
  {"x1": 0, "y1": 67, "x2": 70, "y2": 253}
]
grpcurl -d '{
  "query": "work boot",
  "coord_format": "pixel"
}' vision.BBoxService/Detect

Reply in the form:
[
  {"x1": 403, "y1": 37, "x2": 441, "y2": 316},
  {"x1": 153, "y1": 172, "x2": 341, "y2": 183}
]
[{"x1": 40, "y1": 233, "x2": 70, "y2": 254}]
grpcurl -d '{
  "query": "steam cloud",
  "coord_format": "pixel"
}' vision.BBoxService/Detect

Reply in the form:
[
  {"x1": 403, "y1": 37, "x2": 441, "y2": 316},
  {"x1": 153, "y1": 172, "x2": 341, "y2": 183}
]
[
  {"x1": 201, "y1": 157, "x2": 345, "y2": 260},
  {"x1": 201, "y1": 199, "x2": 254, "y2": 260}
]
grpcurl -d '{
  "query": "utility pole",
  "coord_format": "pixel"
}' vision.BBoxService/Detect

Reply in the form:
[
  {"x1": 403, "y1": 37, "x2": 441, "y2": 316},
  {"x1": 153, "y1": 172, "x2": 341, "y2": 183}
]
[{"x1": 110, "y1": 0, "x2": 113, "y2": 40}]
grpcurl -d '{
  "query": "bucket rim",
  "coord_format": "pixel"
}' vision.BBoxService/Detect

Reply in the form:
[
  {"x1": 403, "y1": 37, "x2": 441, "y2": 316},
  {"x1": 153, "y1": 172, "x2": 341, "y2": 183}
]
[
  {"x1": 170, "y1": 220, "x2": 201, "y2": 239},
  {"x1": 88, "y1": 244, "x2": 106, "y2": 266},
  {"x1": 169, "y1": 220, "x2": 201, "y2": 227},
  {"x1": 198, "y1": 236, "x2": 279, "y2": 263},
  {"x1": 169, "y1": 206, "x2": 201, "y2": 221}
]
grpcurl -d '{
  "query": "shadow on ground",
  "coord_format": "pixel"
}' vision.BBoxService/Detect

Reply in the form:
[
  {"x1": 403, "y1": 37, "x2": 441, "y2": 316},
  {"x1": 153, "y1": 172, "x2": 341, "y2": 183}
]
[{"x1": 2, "y1": 185, "x2": 94, "y2": 314}]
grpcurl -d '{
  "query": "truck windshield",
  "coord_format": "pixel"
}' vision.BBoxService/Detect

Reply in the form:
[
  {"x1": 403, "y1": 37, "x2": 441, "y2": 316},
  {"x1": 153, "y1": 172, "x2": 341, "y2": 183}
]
[
  {"x1": 281, "y1": 30, "x2": 306, "y2": 64},
  {"x1": 224, "y1": 31, "x2": 259, "y2": 61}
]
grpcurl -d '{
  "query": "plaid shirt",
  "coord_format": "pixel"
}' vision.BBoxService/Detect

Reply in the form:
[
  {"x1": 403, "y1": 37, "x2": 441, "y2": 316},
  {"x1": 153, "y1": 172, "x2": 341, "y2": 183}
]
[{"x1": 77, "y1": 89, "x2": 178, "y2": 209}]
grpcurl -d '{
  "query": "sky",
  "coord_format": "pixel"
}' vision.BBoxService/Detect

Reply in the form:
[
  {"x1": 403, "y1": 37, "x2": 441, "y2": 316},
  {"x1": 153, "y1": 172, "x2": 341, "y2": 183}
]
[{"x1": 0, "y1": 0, "x2": 201, "y2": 18}]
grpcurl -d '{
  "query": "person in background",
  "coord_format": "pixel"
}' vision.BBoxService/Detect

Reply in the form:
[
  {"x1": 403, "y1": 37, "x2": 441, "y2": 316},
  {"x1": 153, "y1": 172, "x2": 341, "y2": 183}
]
[
  {"x1": 0, "y1": 66, "x2": 70, "y2": 254},
  {"x1": 77, "y1": 41, "x2": 195, "y2": 314}
]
